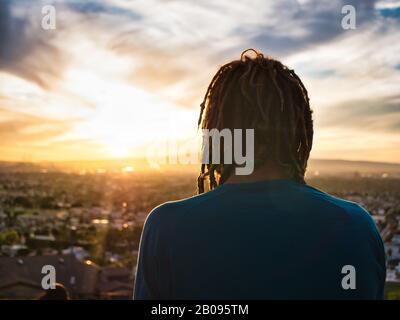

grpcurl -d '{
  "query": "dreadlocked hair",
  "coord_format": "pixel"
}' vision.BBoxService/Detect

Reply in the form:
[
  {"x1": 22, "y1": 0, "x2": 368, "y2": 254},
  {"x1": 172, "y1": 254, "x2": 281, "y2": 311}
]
[{"x1": 197, "y1": 49, "x2": 313, "y2": 194}]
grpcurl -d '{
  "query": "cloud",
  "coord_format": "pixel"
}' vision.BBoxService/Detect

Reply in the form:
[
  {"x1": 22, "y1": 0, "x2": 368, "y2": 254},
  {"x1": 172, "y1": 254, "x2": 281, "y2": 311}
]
[
  {"x1": 0, "y1": 108, "x2": 71, "y2": 145},
  {"x1": 318, "y1": 95, "x2": 400, "y2": 133},
  {"x1": 250, "y1": 0, "x2": 378, "y2": 57},
  {"x1": 0, "y1": 0, "x2": 67, "y2": 89},
  {"x1": 66, "y1": 0, "x2": 142, "y2": 20},
  {"x1": 0, "y1": 0, "x2": 399, "y2": 162}
]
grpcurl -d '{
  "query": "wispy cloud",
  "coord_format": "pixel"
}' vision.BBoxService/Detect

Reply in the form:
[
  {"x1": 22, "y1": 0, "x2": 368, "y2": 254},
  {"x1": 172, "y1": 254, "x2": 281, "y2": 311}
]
[{"x1": 0, "y1": 0, "x2": 68, "y2": 89}]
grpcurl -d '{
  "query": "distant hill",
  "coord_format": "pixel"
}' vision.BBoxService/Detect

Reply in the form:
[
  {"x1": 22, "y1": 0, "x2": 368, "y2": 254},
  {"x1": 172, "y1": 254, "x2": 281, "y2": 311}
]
[
  {"x1": 0, "y1": 158, "x2": 400, "y2": 177},
  {"x1": 307, "y1": 159, "x2": 400, "y2": 176}
]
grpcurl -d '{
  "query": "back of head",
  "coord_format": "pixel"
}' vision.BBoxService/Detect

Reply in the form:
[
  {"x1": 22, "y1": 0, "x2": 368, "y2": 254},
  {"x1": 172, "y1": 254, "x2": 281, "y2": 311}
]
[
  {"x1": 38, "y1": 283, "x2": 70, "y2": 300},
  {"x1": 197, "y1": 49, "x2": 314, "y2": 193}
]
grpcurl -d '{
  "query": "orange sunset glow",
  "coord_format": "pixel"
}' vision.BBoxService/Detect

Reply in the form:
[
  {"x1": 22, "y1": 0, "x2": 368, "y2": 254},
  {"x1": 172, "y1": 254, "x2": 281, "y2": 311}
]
[{"x1": 0, "y1": 0, "x2": 399, "y2": 163}]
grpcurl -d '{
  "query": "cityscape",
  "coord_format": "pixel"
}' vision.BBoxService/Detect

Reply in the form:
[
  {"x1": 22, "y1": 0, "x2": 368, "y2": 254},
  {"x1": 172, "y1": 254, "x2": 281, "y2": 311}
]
[
  {"x1": 0, "y1": 0, "x2": 399, "y2": 308},
  {"x1": 0, "y1": 159, "x2": 399, "y2": 299}
]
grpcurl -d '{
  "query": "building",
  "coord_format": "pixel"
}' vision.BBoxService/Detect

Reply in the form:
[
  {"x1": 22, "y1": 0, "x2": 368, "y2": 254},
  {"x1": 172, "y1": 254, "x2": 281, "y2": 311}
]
[
  {"x1": 0, "y1": 254, "x2": 134, "y2": 299},
  {"x1": 0, "y1": 254, "x2": 99, "y2": 299}
]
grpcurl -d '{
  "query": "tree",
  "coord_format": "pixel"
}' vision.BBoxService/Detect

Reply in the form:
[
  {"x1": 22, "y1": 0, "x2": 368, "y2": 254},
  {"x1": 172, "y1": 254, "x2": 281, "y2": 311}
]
[{"x1": 4, "y1": 230, "x2": 20, "y2": 245}]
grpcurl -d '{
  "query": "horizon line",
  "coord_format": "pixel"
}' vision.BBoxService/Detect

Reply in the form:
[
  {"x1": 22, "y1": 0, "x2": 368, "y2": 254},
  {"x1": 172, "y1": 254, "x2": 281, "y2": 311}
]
[{"x1": 1, "y1": 157, "x2": 400, "y2": 166}]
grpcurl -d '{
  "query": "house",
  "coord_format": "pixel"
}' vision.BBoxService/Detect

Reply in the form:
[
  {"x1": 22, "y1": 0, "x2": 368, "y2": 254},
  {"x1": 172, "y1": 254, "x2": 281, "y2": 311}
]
[
  {"x1": 0, "y1": 254, "x2": 99, "y2": 299},
  {"x1": 62, "y1": 246, "x2": 90, "y2": 261},
  {"x1": 1, "y1": 244, "x2": 28, "y2": 257},
  {"x1": 96, "y1": 267, "x2": 133, "y2": 300},
  {"x1": 0, "y1": 255, "x2": 134, "y2": 299}
]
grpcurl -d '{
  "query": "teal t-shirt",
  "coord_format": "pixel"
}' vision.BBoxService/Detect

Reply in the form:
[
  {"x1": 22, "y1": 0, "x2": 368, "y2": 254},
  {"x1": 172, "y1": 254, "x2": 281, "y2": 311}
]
[{"x1": 134, "y1": 179, "x2": 386, "y2": 299}]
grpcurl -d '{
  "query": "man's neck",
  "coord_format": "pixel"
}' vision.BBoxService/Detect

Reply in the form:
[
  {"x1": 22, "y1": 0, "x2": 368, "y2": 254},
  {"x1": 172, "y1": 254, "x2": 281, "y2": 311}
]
[{"x1": 225, "y1": 161, "x2": 290, "y2": 184}]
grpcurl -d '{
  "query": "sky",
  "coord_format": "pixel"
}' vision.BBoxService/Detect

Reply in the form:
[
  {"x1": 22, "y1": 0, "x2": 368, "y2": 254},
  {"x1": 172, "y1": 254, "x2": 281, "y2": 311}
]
[{"x1": 0, "y1": 0, "x2": 399, "y2": 163}]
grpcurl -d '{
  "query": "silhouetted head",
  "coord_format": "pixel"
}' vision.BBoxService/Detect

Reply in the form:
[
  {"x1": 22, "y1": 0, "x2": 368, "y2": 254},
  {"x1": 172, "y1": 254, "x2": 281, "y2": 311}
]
[
  {"x1": 197, "y1": 49, "x2": 313, "y2": 193},
  {"x1": 38, "y1": 283, "x2": 70, "y2": 300}
]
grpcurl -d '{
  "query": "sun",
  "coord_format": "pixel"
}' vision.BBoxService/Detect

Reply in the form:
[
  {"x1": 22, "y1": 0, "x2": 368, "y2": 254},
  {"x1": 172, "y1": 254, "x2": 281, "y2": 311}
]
[
  {"x1": 107, "y1": 142, "x2": 131, "y2": 158},
  {"x1": 58, "y1": 63, "x2": 199, "y2": 161}
]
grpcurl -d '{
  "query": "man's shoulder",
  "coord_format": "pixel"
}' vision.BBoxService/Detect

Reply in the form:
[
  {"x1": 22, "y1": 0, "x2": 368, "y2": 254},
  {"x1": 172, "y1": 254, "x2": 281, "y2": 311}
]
[
  {"x1": 304, "y1": 184, "x2": 377, "y2": 228},
  {"x1": 144, "y1": 187, "x2": 226, "y2": 228}
]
